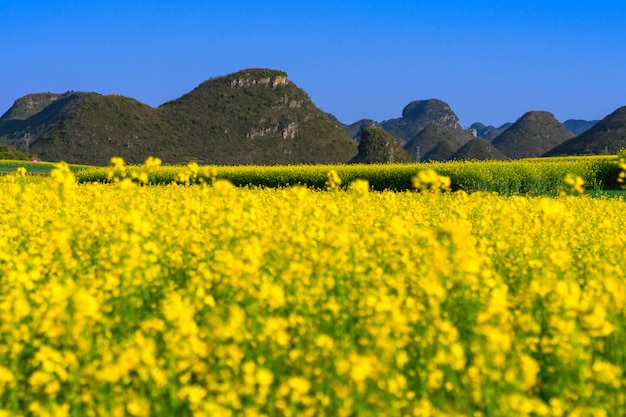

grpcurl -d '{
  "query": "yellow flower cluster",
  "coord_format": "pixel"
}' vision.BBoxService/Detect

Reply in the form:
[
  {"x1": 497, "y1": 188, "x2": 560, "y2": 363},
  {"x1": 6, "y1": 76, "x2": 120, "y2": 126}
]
[
  {"x1": 75, "y1": 154, "x2": 621, "y2": 194},
  {"x1": 411, "y1": 169, "x2": 451, "y2": 193},
  {"x1": 0, "y1": 163, "x2": 625, "y2": 416},
  {"x1": 325, "y1": 169, "x2": 343, "y2": 191},
  {"x1": 560, "y1": 173, "x2": 586, "y2": 195}
]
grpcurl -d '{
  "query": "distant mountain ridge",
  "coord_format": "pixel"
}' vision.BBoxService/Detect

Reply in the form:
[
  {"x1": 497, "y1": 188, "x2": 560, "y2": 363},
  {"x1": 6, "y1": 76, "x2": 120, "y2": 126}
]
[
  {"x1": 380, "y1": 99, "x2": 462, "y2": 146},
  {"x1": 469, "y1": 122, "x2": 509, "y2": 141},
  {"x1": 336, "y1": 119, "x2": 382, "y2": 142},
  {"x1": 0, "y1": 69, "x2": 357, "y2": 165},
  {"x1": 337, "y1": 102, "x2": 606, "y2": 162},
  {"x1": 562, "y1": 119, "x2": 599, "y2": 136},
  {"x1": 0, "y1": 68, "x2": 622, "y2": 164}
]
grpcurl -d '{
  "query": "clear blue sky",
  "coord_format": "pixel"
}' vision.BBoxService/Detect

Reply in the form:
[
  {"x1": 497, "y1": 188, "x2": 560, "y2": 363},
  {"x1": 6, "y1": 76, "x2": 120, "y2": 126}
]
[{"x1": 2, "y1": 1, "x2": 626, "y2": 127}]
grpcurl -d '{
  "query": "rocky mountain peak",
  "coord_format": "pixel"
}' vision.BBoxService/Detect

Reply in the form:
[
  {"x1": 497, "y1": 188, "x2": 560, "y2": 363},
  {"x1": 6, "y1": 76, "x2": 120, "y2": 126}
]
[
  {"x1": 228, "y1": 70, "x2": 289, "y2": 89},
  {"x1": 401, "y1": 99, "x2": 461, "y2": 129},
  {"x1": 1, "y1": 93, "x2": 67, "y2": 121},
  {"x1": 380, "y1": 99, "x2": 462, "y2": 145}
]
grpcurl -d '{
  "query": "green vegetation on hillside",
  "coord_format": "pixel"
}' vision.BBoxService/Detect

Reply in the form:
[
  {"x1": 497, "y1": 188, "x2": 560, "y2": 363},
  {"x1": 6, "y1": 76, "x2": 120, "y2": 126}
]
[
  {"x1": 547, "y1": 106, "x2": 626, "y2": 156},
  {"x1": 349, "y1": 128, "x2": 411, "y2": 164},
  {"x1": 380, "y1": 99, "x2": 464, "y2": 145},
  {"x1": 404, "y1": 123, "x2": 470, "y2": 161},
  {"x1": 0, "y1": 143, "x2": 29, "y2": 160},
  {"x1": 0, "y1": 69, "x2": 357, "y2": 166},
  {"x1": 450, "y1": 138, "x2": 507, "y2": 161},
  {"x1": 492, "y1": 111, "x2": 573, "y2": 159}
]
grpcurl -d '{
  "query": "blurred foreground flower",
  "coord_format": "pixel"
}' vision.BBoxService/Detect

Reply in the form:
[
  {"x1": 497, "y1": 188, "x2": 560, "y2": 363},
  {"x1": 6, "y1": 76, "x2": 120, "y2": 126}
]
[{"x1": 412, "y1": 169, "x2": 451, "y2": 193}]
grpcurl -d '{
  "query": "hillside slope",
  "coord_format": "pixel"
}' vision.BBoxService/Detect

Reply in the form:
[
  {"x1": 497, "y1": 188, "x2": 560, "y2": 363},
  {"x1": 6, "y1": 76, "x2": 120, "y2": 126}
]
[
  {"x1": 469, "y1": 122, "x2": 508, "y2": 141},
  {"x1": 492, "y1": 111, "x2": 573, "y2": 159},
  {"x1": 450, "y1": 137, "x2": 508, "y2": 160},
  {"x1": 545, "y1": 106, "x2": 626, "y2": 156},
  {"x1": 403, "y1": 123, "x2": 470, "y2": 161},
  {"x1": 0, "y1": 69, "x2": 357, "y2": 165},
  {"x1": 0, "y1": 93, "x2": 66, "y2": 121},
  {"x1": 380, "y1": 99, "x2": 462, "y2": 145},
  {"x1": 562, "y1": 119, "x2": 599, "y2": 136},
  {"x1": 29, "y1": 94, "x2": 173, "y2": 165},
  {"x1": 339, "y1": 119, "x2": 382, "y2": 141},
  {"x1": 350, "y1": 128, "x2": 411, "y2": 163},
  {"x1": 420, "y1": 140, "x2": 459, "y2": 162}
]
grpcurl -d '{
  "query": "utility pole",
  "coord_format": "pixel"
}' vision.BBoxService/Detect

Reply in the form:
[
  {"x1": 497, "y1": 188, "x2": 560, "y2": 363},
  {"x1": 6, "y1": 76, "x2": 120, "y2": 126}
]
[
  {"x1": 24, "y1": 133, "x2": 31, "y2": 154},
  {"x1": 415, "y1": 146, "x2": 421, "y2": 162}
]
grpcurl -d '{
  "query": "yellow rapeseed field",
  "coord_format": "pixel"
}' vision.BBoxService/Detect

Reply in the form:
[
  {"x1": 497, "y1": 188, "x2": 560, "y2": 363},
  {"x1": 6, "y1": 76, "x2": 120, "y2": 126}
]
[{"x1": 0, "y1": 161, "x2": 625, "y2": 416}]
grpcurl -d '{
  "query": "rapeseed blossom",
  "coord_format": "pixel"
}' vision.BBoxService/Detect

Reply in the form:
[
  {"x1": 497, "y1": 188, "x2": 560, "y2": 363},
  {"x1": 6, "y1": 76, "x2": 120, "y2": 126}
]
[
  {"x1": 618, "y1": 159, "x2": 626, "y2": 187},
  {"x1": 0, "y1": 161, "x2": 625, "y2": 415},
  {"x1": 561, "y1": 173, "x2": 586, "y2": 195},
  {"x1": 411, "y1": 168, "x2": 451, "y2": 192}
]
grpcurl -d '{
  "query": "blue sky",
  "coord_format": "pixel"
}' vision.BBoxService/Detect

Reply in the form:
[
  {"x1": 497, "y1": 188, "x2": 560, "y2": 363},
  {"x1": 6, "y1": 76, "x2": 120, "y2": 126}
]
[{"x1": 2, "y1": 1, "x2": 626, "y2": 127}]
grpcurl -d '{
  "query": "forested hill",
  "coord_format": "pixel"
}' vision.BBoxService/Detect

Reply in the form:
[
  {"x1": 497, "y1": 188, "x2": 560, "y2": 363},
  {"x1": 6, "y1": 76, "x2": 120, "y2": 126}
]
[{"x1": 0, "y1": 69, "x2": 357, "y2": 165}]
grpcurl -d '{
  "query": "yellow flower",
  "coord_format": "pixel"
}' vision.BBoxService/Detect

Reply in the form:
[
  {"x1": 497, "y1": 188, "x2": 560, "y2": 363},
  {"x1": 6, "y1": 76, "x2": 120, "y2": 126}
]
[
  {"x1": 520, "y1": 354, "x2": 539, "y2": 391},
  {"x1": 50, "y1": 161, "x2": 77, "y2": 190},
  {"x1": 127, "y1": 398, "x2": 150, "y2": 417},
  {"x1": 178, "y1": 385, "x2": 207, "y2": 405},
  {"x1": 287, "y1": 376, "x2": 311, "y2": 394},
  {"x1": 144, "y1": 156, "x2": 162, "y2": 168},
  {"x1": 348, "y1": 179, "x2": 370, "y2": 193},
  {"x1": 591, "y1": 360, "x2": 622, "y2": 388},
  {"x1": 256, "y1": 368, "x2": 274, "y2": 386},
  {"x1": 411, "y1": 169, "x2": 451, "y2": 192},
  {"x1": 561, "y1": 173, "x2": 586, "y2": 195},
  {"x1": 109, "y1": 156, "x2": 126, "y2": 168},
  {"x1": 348, "y1": 354, "x2": 376, "y2": 383},
  {"x1": 0, "y1": 366, "x2": 14, "y2": 388},
  {"x1": 326, "y1": 169, "x2": 342, "y2": 190},
  {"x1": 618, "y1": 160, "x2": 626, "y2": 187}
]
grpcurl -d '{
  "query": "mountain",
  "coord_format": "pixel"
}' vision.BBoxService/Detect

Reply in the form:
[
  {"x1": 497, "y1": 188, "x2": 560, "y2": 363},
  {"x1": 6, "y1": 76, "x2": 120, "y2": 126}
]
[
  {"x1": 0, "y1": 93, "x2": 91, "y2": 143},
  {"x1": 469, "y1": 122, "x2": 507, "y2": 141},
  {"x1": 545, "y1": 106, "x2": 626, "y2": 156},
  {"x1": 0, "y1": 93, "x2": 67, "y2": 121},
  {"x1": 491, "y1": 111, "x2": 573, "y2": 159},
  {"x1": 24, "y1": 93, "x2": 176, "y2": 165},
  {"x1": 158, "y1": 69, "x2": 357, "y2": 165},
  {"x1": 0, "y1": 69, "x2": 357, "y2": 165},
  {"x1": 403, "y1": 122, "x2": 470, "y2": 161},
  {"x1": 339, "y1": 119, "x2": 382, "y2": 142},
  {"x1": 380, "y1": 99, "x2": 462, "y2": 145},
  {"x1": 420, "y1": 140, "x2": 459, "y2": 162},
  {"x1": 350, "y1": 127, "x2": 411, "y2": 164},
  {"x1": 562, "y1": 119, "x2": 599, "y2": 136},
  {"x1": 449, "y1": 137, "x2": 507, "y2": 160}
]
